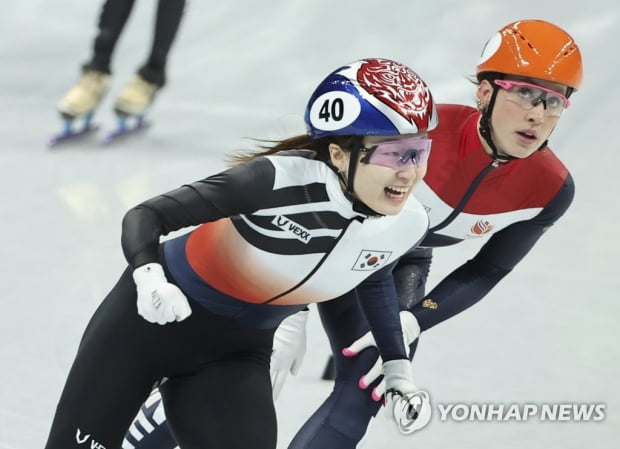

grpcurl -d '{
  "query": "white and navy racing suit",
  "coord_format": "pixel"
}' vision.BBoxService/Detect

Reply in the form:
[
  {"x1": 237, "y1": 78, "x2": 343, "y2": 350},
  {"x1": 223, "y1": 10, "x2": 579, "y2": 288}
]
[
  {"x1": 43, "y1": 150, "x2": 428, "y2": 449},
  {"x1": 122, "y1": 105, "x2": 576, "y2": 449}
]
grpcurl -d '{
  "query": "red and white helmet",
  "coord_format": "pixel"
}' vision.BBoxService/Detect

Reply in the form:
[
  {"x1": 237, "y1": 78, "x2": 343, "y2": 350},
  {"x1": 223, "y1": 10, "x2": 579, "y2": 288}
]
[{"x1": 305, "y1": 58, "x2": 438, "y2": 138}]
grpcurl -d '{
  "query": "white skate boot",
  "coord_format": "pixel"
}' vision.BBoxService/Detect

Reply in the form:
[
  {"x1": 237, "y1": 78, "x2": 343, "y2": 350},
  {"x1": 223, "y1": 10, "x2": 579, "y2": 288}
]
[
  {"x1": 113, "y1": 74, "x2": 160, "y2": 117},
  {"x1": 49, "y1": 70, "x2": 111, "y2": 146},
  {"x1": 57, "y1": 70, "x2": 110, "y2": 119},
  {"x1": 101, "y1": 74, "x2": 158, "y2": 143}
]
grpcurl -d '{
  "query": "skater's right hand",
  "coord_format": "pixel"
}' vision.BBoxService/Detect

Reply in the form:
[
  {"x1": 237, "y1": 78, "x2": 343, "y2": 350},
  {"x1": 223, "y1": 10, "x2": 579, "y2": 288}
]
[
  {"x1": 342, "y1": 311, "x2": 420, "y2": 401},
  {"x1": 133, "y1": 263, "x2": 192, "y2": 325},
  {"x1": 383, "y1": 359, "x2": 431, "y2": 434}
]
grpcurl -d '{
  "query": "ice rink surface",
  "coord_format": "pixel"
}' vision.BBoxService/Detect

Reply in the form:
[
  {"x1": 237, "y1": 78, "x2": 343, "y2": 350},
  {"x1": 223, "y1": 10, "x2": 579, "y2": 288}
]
[{"x1": 1, "y1": 1, "x2": 619, "y2": 448}]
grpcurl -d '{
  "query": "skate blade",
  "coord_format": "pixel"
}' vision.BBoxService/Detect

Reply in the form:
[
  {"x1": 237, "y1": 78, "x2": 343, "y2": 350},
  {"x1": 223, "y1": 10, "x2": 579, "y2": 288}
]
[
  {"x1": 102, "y1": 117, "x2": 151, "y2": 144},
  {"x1": 48, "y1": 123, "x2": 99, "y2": 147}
]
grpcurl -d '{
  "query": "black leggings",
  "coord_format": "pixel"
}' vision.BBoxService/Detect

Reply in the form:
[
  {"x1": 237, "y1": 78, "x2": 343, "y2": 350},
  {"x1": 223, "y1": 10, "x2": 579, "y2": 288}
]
[
  {"x1": 44, "y1": 267, "x2": 276, "y2": 449},
  {"x1": 86, "y1": 0, "x2": 186, "y2": 85}
]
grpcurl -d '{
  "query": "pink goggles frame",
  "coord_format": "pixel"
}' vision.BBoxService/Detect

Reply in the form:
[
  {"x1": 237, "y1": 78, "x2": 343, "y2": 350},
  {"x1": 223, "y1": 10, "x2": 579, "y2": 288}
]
[
  {"x1": 493, "y1": 79, "x2": 570, "y2": 114},
  {"x1": 360, "y1": 136, "x2": 432, "y2": 169}
]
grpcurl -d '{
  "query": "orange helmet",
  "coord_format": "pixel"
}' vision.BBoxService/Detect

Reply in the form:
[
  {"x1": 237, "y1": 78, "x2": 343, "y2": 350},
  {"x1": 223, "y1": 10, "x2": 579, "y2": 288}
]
[{"x1": 476, "y1": 20, "x2": 583, "y2": 90}]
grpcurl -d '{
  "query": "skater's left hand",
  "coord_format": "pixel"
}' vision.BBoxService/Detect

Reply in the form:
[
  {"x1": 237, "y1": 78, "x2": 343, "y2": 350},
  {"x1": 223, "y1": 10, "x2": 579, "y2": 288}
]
[
  {"x1": 342, "y1": 311, "x2": 420, "y2": 401},
  {"x1": 270, "y1": 310, "x2": 309, "y2": 400}
]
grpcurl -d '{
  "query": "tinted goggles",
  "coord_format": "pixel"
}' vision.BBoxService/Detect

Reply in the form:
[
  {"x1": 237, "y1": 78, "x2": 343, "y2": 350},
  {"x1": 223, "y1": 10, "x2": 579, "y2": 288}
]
[{"x1": 360, "y1": 137, "x2": 432, "y2": 169}]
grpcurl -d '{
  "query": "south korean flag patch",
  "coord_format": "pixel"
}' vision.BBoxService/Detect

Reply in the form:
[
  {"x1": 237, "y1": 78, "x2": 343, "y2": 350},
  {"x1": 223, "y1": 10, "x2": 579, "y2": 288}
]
[{"x1": 352, "y1": 250, "x2": 392, "y2": 271}]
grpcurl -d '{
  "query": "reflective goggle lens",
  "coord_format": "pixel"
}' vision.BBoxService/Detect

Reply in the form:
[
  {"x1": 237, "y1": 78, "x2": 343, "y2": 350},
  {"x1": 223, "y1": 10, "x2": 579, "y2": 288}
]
[{"x1": 361, "y1": 137, "x2": 432, "y2": 169}]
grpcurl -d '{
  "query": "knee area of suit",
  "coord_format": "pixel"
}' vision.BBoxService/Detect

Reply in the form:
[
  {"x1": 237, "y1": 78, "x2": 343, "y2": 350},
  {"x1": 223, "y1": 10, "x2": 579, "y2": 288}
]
[{"x1": 325, "y1": 382, "x2": 381, "y2": 440}]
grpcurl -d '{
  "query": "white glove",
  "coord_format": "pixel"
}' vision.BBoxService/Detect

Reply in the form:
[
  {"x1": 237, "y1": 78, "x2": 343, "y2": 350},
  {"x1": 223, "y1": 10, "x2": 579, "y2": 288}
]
[
  {"x1": 270, "y1": 310, "x2": 309, "y2": 400},
  {"x1": 133, "y1": 263, "x2": 192, "y2": 325},
  {"x1": 383, "y1": 359, "x2": 431, "y2": 434},
  {"x1": 342, "y1": 310, "x2": 420, "y2": 400}
]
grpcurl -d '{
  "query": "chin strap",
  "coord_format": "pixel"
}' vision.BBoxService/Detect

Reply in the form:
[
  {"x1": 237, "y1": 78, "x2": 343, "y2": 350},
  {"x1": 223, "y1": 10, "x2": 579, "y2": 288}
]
[
  {"x1": 478, "y1": 85, "x2": 513, "y2": 163},
  {"x1": 327, "y1": 136, "x2": 383, "y2": 218}
]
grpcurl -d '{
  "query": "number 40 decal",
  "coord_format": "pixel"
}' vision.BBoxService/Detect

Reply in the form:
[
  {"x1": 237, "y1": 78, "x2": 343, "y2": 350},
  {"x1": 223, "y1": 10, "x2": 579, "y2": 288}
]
[
  {"x1": 309, "y1": 91, "x2": 361, "y2": 131},
  {"x1": 319, "y1": 98, "x2": 344, "y2": 122}
]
